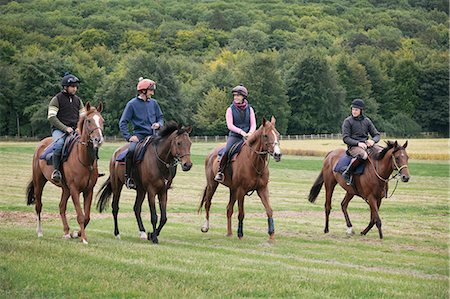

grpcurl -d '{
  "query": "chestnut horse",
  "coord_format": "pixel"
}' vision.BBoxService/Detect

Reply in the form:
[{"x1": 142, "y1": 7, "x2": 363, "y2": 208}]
[
  {"x1": 308, "y1": 141, "x2": 410, "y2": 239},
  {"x1": 97, "y1": 122, "x2": 192, "y2": 244},
  {"x1": 26, "y1": 102, "x2": 104, "y2": 244},
  {"x1": 199, "y1": 116, "x2": 282, "y2": 240}
]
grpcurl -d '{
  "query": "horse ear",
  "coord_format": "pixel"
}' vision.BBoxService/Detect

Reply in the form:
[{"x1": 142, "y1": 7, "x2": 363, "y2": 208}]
[
  {"x1": 403, "y1": 140, "x2": 408, "y2": 149},
  {"x1": 85, "y1": 102, "x2": 91, "y2": 111},
  {"x1": 184, "y1": 126, "x2": 192, "y2": 134},
  {"x1": 394, "y1": 140, "x2": 398, "y2": 148},
  {"x1": 262, "y1": 116, "x2": 267, "y2": 126},
  {"x1": 97, "y1": 101, "x2": 103, "y2": 113},
  {"x1": 271, "y1": 116, "x2": 276, "y2": 125}
]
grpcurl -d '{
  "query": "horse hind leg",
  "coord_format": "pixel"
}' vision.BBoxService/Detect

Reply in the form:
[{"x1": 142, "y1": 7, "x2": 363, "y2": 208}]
[
  {"x1": 341, "y1": 192, "x2": 355, "y2": 235},
  {"x1": 32, "y1": 175, "x2": 47, "y2": 238},
  {"x1": 200, "y1": 183, "x2": 218, "y2": 233},
  {"x1": 323, "y1": 181, "x2": 337, "y2": 234},
  {"x1": 111, "y1": 184, "x2": 123, "y2": 239}
]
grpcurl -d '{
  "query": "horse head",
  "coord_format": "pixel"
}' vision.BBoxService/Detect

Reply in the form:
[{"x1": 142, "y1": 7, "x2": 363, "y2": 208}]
[
  {"x1": 253, "y1": 116, "x2": 282, "y2": 162},
  {"x1": 171, "y1": 125, "x2": 193, "y2": 171},
  {"x1": 391, "y1": 140, "x2": 410, "y2": 182},
  {"x1": 79, "y1": 102, "x2": 104, "y2": 149}
]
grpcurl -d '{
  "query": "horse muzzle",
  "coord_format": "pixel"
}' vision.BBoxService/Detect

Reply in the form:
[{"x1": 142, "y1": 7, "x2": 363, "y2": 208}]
[
  {"x1": 182, "y1": 162, "x2": 192, "y2": 171},
  {"x1": 273, "y1": 152, "x2": 282, "y2": 162},
  {"x1": 401, "y1": 174, "x2": 410, "y2": 182}
]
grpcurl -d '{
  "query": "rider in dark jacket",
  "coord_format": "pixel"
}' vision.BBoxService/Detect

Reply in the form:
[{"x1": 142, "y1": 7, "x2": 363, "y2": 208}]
[{"x1": 341, "y1": 99, "x2": 380, "y2": 185}]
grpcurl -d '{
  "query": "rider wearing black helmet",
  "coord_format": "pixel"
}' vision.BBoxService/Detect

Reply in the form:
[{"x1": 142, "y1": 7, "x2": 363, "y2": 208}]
[
  {"x1": 341, "y1": 99, "x2": 380, "y2": 185},
  {"x1": 47, "y1": 73, "x2": 84, "y2": 183}
]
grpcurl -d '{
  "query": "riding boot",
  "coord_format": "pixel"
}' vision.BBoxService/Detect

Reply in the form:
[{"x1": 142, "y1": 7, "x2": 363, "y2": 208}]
[
  {"x1": 214, "y1": 156, "x2": 227, "y2": 182},
  {"x1": 125, "y1": 150, "x2": 136, "y2": 189},
  {"x1": 51, "y1": 153, "x2": 62, "y2": 183},
  {"x1": 342, "y1": 157, "x2": 363, "y2": 185}
]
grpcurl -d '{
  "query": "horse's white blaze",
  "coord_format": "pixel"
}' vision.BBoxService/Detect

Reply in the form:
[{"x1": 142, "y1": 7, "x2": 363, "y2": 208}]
[
  {"x1": 92, "y1": 114, "x2": 104, "y2": 143},
  {"x1": 272, "y1": 131, "x2": 281, "y2": 155},
  {"x1": 139, "y1": 231, "x2": 147, "y2": 240},
  {"x1": 72, "y1": 230, "x2": 79, "y2": 238}
]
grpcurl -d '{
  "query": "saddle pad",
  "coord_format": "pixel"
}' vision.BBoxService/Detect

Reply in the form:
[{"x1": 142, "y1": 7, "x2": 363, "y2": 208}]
[
  {"x1": 217, "y1": 140, "x2": 244, "y2": 162},
  {"x1": 39, "y1": 134, "x2": 80, "y2": 164},
  {"x1": 334, "y1": 154, "x2": 365, "y2": 175}
]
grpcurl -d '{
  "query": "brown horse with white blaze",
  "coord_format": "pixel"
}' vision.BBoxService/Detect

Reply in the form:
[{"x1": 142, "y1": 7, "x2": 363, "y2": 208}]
[
  {"x1": 26, "y1": 102, "x2": 104, "y2": 244},
  {"x1": 199, "y1": 116, "x2": 282, "y2": 240},
  {"x1": 308, "y1": 141, "x2": 410, "y2": 239},
  {"x1": 96, "y1": 122, "x2": 192, "y2": 244}
]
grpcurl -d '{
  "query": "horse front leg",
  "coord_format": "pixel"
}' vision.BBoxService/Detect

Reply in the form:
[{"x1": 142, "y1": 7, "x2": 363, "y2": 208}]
[
  {"x1": 83, "y1": 188, "x2": 93, "y2": 229},
  {"x1": 133, "y1": 188, "x2": 147, "y2": 239},
  {"x1": 341, "y1": 192, "x2": 355, "y2": 235},
  {"x1": 70, "y1": 188, "x2": 87, "y2": 244},
  {"x1": 257, "y1": 186, "x2": 275, "y2": 240},
  {"x1": 146, "y1": 190, "x2": 158, "y2": 244},
  {"x1": 155, "y1": 190, "x2": 168, "y2": 237},
  {"x1": 59, "y1": 187, "x2": 71, "y2": 239},
  {"x1": 361, "y1": 196, "x2": 382, "y2": 239},
  {"x1": 237, "y1": 193, "x2": 245, "y2": 240},
  {"x1": 226, "y1": 189, "x2": 237, "y2": 237}
]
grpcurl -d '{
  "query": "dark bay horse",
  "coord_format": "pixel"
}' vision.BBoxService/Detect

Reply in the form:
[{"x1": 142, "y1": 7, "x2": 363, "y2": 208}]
[
  {"x1": 308, "y1": 141, "x2": 410, "y2": 239},
  {"x1": 97, "y1": 122, "x2": 192, "y2": 244},
  {"x1": 199, "y1": 116, "x2": 282, "y2": 240},
  {"x1": 26, "y1": 102, "x2": 104, "y2": 244}
]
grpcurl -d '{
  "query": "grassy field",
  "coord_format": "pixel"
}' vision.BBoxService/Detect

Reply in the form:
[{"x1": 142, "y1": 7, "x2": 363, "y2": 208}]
[{"x1": 0, "y1": 140, "x2": 448, "y2": 298}]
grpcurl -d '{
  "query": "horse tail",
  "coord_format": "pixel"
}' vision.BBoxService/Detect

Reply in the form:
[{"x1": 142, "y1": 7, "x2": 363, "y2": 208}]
[
  {"x1": 26, "y1": 180, "x2": 35, "y2": 205},
  {"x1": 96, "y1": 176, "x2": 112, "y2": 213},
  {"x1": 198, "y1": 187, "x2": 208, "y2": 213},
  {"x1": 308, "y1": 171, "x2": 324, "y2": 203}
]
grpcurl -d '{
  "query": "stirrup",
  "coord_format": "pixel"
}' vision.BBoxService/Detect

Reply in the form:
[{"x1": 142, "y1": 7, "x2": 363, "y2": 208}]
[
  {"x1": 214, "y1": 172, "x2": 224, "y2": 183},
  {"x1": 51, "y1": 170, "x2": 62, "y2": 182},
  {"x1": 125, "y1": 177, "x2": 136, "y2": 189},
  {"x1": 343, "y1": 172, "x2": 352, "y2": 185}
]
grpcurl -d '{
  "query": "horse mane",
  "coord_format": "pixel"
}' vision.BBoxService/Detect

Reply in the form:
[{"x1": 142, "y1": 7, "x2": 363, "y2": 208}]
[
  {"x1": 154, "y1": 121, "x2": 181, "y2": 143},
  {"x1": 373, "y1": 141, "x2": 397, "y2": 160}
]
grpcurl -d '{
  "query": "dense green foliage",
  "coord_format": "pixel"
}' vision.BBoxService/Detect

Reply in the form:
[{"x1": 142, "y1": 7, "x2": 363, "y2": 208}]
[{"x1": 0, "y1": 0, "x2": 448, "y2": 137}]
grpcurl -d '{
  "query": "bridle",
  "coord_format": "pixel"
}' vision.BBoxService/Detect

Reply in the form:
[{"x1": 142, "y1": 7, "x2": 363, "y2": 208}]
[{"x1": 369, "y1": 147, "x2": 408, "y2": 198}]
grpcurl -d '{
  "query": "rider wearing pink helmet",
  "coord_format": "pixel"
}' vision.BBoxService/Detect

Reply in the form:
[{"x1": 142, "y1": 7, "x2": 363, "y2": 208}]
[{"x1": 119, "y1": 77, "x2": 163, "y2": 189}]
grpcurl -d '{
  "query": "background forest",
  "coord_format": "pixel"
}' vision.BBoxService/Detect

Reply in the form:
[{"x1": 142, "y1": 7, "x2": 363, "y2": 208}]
[{"x1": 0, "y1": 0, "x2": 448, "y2": 137}]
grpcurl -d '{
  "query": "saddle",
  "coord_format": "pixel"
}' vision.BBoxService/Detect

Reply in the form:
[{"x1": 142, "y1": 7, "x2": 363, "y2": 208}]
[
  {"x1": 39, "y1": 134, "x2": 80, "y2": 165},
  {"x1": 116, "y1": 136, "x2": 154, "y2": 164},
  {"x1": 217, "y1": 140, "x2": 244, "y2": 163},
  {"x1": 333, "y1": 147, "x2": 380, "y2": 175}
]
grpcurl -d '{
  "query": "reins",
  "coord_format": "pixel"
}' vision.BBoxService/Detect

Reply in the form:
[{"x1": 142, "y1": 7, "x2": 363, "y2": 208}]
[{"x1": 368, "y1": 149, "x2": 408, "y2": 198}]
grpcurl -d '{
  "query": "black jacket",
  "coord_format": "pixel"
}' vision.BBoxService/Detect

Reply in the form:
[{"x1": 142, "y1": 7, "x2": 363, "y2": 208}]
[{"x1": 342, "y1": 115, "x2": 380, "y2": 148}]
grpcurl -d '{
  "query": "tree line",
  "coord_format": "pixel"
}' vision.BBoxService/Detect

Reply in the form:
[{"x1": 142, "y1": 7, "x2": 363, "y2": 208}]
[{"x1": 0, "y1": 0, "x2": 448, "y2": 138}]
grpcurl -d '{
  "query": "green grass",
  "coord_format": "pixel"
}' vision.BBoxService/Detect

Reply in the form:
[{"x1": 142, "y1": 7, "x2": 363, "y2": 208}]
[{"x1": 0, "y1": 141, "x2": 448, "y2": 298}]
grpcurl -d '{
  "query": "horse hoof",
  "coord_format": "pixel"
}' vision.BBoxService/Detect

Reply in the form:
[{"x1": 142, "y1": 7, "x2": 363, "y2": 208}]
[
  {"x1": 82, "y1": 239, "x2": 88, "y2": 244},
  {"x1": 37, "y1": 232, "x2": 43, "y2": 238},
  {"x1": 346, "y1": 227, "x2": 354, "y2": 235},
  {"x1": 201, "y1": 227, "x2": 209, "y2": 233},
  {"x1": 62, "y1": 234, "x2": 70, "y2": 239},
  {"x1": 72, "y1": 231, "x2": 79, "y2": 239},
  {"x1": 115, "y1": 234, "x2": 121, "y2": 240},
  {"x1": 139, "y1": 231, "x2": 147, "y2": 240},
  {"x1": 269, "y1": 233, "x2": 275, "y2": 241},
  {"x1": 226, "y1": 233, "x2": 233, "y2": 237}
]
